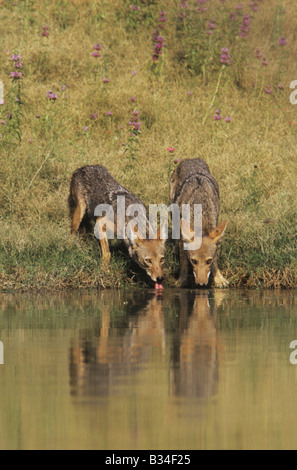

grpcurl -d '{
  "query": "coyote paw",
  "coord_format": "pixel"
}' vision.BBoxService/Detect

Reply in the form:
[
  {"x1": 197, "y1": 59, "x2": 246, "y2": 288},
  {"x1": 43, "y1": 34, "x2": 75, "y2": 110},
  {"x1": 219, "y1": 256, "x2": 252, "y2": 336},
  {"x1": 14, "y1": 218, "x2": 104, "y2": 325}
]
[{"x1": 214, "y1": 272, "x2": 229, "y2": 288}]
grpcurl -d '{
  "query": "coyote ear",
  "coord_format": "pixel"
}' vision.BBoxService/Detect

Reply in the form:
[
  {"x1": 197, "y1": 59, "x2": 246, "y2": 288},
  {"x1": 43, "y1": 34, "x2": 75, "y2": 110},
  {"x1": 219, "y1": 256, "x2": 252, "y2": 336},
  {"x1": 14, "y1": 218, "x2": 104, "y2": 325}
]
[
  {"x1": 209, "y1": 221, "x2": 227, "y2": 243},
  {"x1": 180, "y1": 218, "x2": 195, "y2": 243}
]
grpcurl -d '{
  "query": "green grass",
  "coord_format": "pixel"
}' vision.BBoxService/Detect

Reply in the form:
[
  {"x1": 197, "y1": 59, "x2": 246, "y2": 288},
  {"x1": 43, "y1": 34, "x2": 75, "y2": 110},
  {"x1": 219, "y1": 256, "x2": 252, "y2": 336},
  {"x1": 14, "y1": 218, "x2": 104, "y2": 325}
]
[{"x1": 0, "y1": 0, "x2": 296, "y2": 290}]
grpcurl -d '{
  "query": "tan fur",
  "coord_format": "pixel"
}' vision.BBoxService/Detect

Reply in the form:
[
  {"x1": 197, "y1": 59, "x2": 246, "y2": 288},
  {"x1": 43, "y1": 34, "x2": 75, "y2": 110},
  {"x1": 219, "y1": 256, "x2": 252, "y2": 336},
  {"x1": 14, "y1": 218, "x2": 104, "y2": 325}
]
[{"x1": 170, "y1": 159, "x2": 228, "y2": 288}]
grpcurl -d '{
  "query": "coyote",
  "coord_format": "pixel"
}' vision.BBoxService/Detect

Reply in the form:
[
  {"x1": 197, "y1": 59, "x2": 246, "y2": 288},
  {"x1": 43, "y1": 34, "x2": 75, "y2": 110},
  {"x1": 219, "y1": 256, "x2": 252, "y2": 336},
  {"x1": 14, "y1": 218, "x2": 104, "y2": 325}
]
[
  {"x1": 68, "y1": 164, "x2": 166, "y2": 284},
  {"x1": 170, "y1": 158, "x2": 228, "y2": 288}
]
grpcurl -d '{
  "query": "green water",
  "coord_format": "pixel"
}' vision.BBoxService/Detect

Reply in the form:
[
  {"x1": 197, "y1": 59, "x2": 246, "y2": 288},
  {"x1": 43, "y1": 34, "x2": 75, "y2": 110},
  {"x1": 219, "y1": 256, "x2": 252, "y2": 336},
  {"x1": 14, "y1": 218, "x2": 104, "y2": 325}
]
[{"x1": 0, "y1": 288, "x2": 297, "y2": 450}]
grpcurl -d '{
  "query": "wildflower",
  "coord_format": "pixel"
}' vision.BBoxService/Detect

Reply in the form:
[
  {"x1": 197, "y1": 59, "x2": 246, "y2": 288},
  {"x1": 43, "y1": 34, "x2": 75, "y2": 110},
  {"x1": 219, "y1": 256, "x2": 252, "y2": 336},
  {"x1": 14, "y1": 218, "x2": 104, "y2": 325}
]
[
  {"x1": 264, "y1": 84, "x2": 273, "y2": 94},
  {"x1": 167, "y1": 147, "x2": 175, "y2": 152},
  {"x1": 131, "y1": 70, "x2": 137, "y2": 75},
  {"x1": 240, "y1": 14, "x2": 251, "y2": 38},
  {"x1": 106, "y1": 111, "x2": 112, "y2": 116},
  {"x1": 1, "y1": 120, "x2": 6, "y2": 126},
  {"x1": 279, "y1": 37, "x2": 287, "y2": 46},
  {"x1": 255, "y1": 48, "x2": 262, "y2": 59},
  {"x1": 179, "y1": 0, "x2": 189, "y2": 8},
  {"x1": 207, "y1": 21, "x2": 216, "y2": 30},
  {"x1": 10, "y1": 52, "x2": 23, "y2": 79},
  {"x1": 83, "y1": 126, "x2": 88, "y2": 131},
  {"x1": 35, "y1": 114, "x2": 41, "y2": 118},
  {"x1": 261, "y1": 57, "x2": 269, "y2": 66},
  {"x1": 130, "y1": 97, "x2": 135, "y2": 102},
  {"x1": 214, "y1": 109, "x2": 221, "y2": 120},
  {"x1": 93, "y1": 43, "x2": 102, "y2": 58},
  {"x1": 196, "y1": 6, "x2": 208, "y2": 13},
  {"x1": 129, "y1": 110, "x2": 141, "y2": 133},
  {"x1": 10, "y1": 71, "x2": 22, "y2": 79},
  {"x1": 158, "y1": 11, "x2": 167, "y2": 29},
  {"x1": 152, "y1": 34, "x2": 164, "y2": 62},
  {"x1": 90, "y1": 112, "x2": 98, "y2": 119},
  {"x1": 29, "y1": 138, "x2": 33, "y2": 143},
  {"x1": 220, "y1": 48, "x2": 231, "y2": 65},
  {"x1": 102, "y1": 78, "x2": 110, "y2": 83},
  {"x1": 46, "y1": 90, "x2": 57, "y2": 100},
  {"x1": 42, "y1": 24, "x2": 49, "y2": 37},
  {"x1": 174, "y1": 158, "x2": 180, "y2": 164},
  {"x1": 225, "y1": 117, "x2": 231, "y2": 122},
  {"x1": 130, "y1": 5, "x2": 140, "y2": 11}
]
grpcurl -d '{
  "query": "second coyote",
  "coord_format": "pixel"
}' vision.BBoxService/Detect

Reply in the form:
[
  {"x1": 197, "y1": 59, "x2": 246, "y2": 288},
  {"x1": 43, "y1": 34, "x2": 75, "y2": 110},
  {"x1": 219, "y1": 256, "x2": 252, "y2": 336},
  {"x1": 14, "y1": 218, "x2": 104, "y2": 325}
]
[
  {"x1": 68, "y1": 164, "x2": 166, "y2": 285},
  {"x1": 170, "y1": 158, "x2": 228, "y2": 288}
]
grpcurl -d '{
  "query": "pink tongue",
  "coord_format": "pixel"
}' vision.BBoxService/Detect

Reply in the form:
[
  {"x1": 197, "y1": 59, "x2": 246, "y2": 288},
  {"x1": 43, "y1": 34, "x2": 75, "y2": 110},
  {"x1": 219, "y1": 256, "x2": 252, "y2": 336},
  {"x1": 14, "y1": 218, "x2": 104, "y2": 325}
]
[{"x1": 155, "y1": 283, "x2": 164, "y2": 290}]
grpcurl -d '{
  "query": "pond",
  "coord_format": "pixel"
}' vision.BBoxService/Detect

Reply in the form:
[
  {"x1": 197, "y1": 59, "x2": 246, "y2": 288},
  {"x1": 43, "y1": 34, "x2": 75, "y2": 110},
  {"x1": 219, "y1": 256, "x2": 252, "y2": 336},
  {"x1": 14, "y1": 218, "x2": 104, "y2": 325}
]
[{"x1": 0, "y1": 288, "x2": 297, "y2": 450}]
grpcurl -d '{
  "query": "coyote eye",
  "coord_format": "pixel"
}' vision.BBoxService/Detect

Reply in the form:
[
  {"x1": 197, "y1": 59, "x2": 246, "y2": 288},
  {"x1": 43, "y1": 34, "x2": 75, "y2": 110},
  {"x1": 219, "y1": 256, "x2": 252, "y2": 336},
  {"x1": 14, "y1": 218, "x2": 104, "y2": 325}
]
[
  {"x1": 145, "y1": 258, "x2": 152, "y2": 265},
  {"x1": 160, "y1": 257, "x2": 165, "y2": 264},
  {"x1": 206, "y1": 258, "x2": 213, "y2": 265},
  {"x1": 191, "y1": 259, "x2": 198, "y2": 266}
]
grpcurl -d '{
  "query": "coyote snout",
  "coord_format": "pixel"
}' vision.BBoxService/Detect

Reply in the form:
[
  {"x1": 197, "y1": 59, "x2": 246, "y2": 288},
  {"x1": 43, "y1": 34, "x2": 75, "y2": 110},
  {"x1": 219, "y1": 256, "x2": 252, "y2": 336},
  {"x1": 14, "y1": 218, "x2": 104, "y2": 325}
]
[
  {"x1": 180, "y1": 218, "x2": 227, "y2": 287},
  {"x1": 127, "y1": 223, "x2": 166, "y2": 283}
]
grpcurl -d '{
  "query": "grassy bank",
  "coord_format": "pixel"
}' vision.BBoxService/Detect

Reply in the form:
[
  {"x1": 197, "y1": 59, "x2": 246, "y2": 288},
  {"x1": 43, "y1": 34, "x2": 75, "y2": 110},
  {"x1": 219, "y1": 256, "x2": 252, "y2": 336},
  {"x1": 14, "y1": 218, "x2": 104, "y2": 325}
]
[{"x1": 0, "y1": 0, "x2": 296, "y2": 290}]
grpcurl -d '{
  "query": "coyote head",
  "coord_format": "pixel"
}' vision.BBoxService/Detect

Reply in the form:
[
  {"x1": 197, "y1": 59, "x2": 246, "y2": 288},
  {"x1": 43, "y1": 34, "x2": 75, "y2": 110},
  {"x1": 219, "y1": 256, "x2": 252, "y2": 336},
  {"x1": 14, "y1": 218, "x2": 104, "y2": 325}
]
[
  {"x1": 181, "y1": 219, "x2": 227, "y2": 286},
  {"x1": 127, "y1": 224, "x2": 166, "y2": 283}
]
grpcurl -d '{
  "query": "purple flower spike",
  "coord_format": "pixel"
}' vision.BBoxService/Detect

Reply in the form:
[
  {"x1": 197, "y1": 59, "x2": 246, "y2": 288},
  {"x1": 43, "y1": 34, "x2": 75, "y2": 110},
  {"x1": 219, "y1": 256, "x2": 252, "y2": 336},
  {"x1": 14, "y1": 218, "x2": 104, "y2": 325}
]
[
  {"x1": 220, "y1": 48, "x2": 231, "y2": 65},
  {"x1": 279, "y1": 37, "x2": 287, "y2": 46}
]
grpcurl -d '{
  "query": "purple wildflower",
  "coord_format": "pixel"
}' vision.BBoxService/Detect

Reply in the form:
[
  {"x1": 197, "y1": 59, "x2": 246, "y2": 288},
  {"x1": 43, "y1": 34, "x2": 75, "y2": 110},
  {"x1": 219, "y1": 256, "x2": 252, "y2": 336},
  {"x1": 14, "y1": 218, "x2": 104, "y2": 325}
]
[
  {"x1": 279, "y1": 37, "x2": 287, "y2": 46},
  {"x1": 46, "y1": 90, "x2": 57, "y2": 100},
  {"x1": 102, "y1": 78, "x2": 110, "y2": 83},
  {"x1": 10, "y1": 52, "x2": 23, "y2": 79},
  {"x1": 240, "y1": 14, "x2": 251, "y2": 38},
  {"x1": 214, "y1": 109, "x2": 221, "y2": 120},
  {"x1": 129, "y1": 110, "x2": 141, "y2": 133},
  {"x1": 10, "y1": 71, "x2": 22, "y2": 79},
  {"x1": 93, "y1": 44, "x2": 102, "y2": 58},
  {"x1": 158, "y1": 11, "x2": 167, "y2": 29},
  {"x1": 152, "y1": 35, "x2": 164, "y2": 62},
  {"x1": 264, "y1": 84, "x2": 273, "y2": 94},
  {"x1": 220, "y1": 48, "x2": 231, "y2": 65},
  {"x1": 90, "y1": 112, "x2": 98, "y2": 119},
  {"x1": 42, "y1": 25, "x2": 49, "y2": 37},
  {"x1": 255, "y1": 48, "x2": 262, "y2": 59},
  {"x1": 225, "y1": 117, "x2": 231, "y2": 122},
  {"x1": 106, "y1": 111, "x2": 112, "y2": 116}
]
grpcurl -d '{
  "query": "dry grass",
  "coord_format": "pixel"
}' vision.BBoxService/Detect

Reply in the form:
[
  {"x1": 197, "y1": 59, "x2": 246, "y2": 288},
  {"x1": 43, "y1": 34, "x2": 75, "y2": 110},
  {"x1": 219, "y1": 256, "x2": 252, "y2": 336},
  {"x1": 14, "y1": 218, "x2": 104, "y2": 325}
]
[{"x1": 0, "y1": 0, "x2": 296, "y2": 290}]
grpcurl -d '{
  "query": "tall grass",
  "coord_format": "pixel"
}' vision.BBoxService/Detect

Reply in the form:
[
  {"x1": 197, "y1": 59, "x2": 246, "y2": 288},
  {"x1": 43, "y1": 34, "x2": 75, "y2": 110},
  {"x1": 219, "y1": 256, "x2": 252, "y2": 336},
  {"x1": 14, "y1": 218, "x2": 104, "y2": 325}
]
[{"x1": 0, "y1": 0, "x2": 296, "y2": 290}]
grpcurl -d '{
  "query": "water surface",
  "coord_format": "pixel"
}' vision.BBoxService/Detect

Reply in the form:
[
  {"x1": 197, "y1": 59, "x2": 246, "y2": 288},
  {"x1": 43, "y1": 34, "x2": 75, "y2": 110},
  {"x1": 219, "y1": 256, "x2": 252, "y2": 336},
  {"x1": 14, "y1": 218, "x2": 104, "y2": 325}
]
[{"x1": 0, "y1": 288, "x2": 297, "y2": 450}]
